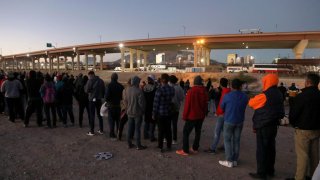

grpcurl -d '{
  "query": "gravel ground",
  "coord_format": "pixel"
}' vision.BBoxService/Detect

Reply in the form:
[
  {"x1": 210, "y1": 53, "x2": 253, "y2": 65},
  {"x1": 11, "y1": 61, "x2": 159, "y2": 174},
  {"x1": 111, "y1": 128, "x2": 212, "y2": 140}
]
[{"x1": 0, "y1": 104, "x2": 297, "y2": 180}]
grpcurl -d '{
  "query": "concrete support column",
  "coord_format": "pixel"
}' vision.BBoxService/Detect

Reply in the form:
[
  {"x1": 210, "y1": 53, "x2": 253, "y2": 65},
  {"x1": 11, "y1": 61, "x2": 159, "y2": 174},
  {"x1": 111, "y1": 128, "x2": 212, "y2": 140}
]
[
  {"x1": 49, "y1": 56, "x2": 53, "y2": 73},
  {"x1": 137, "y1": 50, "x2": 141, "y2": 68},
  {"x1": 55, "y1": 56, "x2": 59, "y2": 70},
  {"x1": 77, "y1": 53, "x2": 80, "y2": 70},
  {"x1": 32, "y1": 58, "x2": 35, "y2": 70},
  {"x1": 71, "y1": 56, "x2": 74, "y2": 70},
  {"x1": 93, "y1": 54, "x2": 96, "y2": 71},
  {"x1": 64, "y1": 56, "x2": 68, "y2": 70},
  {"x1": 38, "y1": 59, "x2": 41, "y2": 70},
  {"x1": 99, "y1": 54, "x2": 103, "y2": 70},
  {"x1": 44, "y1": 58, "x2": 47, "y2": 70},
  {"x1": 205, "y1": 48, "x2": 211, "y2": 66},
  {"x1": 143, "y1": 52, "x2": 147, "y2": 70},
  {"x1": 293, "y1": 39, "x2": 309, "y2": 59},
  {"x1": 121, "y1": 48, "x2": 125, "y2": 72},
  {"x1": 129, "y1": 49, "x2": 134, "y2": 71},
  {"x1": 193, "y1": 44, "x2": 198, "y2": 67},
  {"x1": 85, "y1": 53, "x2": 88, "y2": 71}
]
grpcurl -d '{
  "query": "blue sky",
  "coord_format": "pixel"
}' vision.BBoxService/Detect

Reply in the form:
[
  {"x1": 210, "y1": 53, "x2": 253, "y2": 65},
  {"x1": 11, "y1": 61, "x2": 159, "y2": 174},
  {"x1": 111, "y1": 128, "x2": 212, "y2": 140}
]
[{"x1": 1, "y1": 0, "x2": 319, "y2": 62}]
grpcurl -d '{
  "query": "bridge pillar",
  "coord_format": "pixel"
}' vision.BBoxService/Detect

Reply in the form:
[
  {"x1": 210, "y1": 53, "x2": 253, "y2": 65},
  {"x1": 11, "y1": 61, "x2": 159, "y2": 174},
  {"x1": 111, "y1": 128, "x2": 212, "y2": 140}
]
[
  {"x1": 293, "y1": 39, "x2": 308, "y2": 59},
  {"x1": 93, "y1": 54, "x2": 96, "y2": 71},
  {"x1": 129, "y1": 49, "x2": 134, "y2": 71},
  {"x1": 32, "y1": 58, "x2": 35, "y2": 70},
  {"x1": 143, "y1": 51, "x2": 147, "y2": 70},
  {"x1": 71, "y1": 56, "x2": 74, "y2": 70},
  {"x1": 49, "y1": 56, "x2": 53, "y2": 73},
  {"x1": 193, "y1": 44, "x2": 198, "y2": 67},
  {"x1": 77, "y1": 53, "x2": 80, "y2": 70},
  {"x1": 44, "y1": 57, "x2": 47, "y2": 70},
  {"x1": 37, "y1": 59, "x2": 41, "y2": 70},
  {"x1": 56, "y1": 55, "x2": 60, "y2": 71},
  {"x1": 85, "y1": 53, "x2": 88, "y2": 71},
  {"x1": 205, "y1": 48, "x2": 211, "y2": 66},
  {"x1": 99, "y1": 54, "x2": 103, "y2": 70},
  {"x1": 137, "y1": 50, "x2": 141, "y2": 68},
  {"x1": 64, "y1": 56, "x2": 68, "y2": 70},
  {"x1": 120, "y1": 48, "x2": 125, "y2": 72}
]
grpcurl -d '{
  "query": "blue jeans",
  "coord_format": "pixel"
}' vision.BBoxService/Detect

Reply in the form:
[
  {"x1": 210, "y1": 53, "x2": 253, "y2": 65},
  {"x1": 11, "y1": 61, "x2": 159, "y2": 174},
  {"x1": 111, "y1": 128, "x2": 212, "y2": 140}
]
[
  {"x1": 211, "y1": 116, "x2": 224, "y2": 150},
  {"x1": 127, "y1": 116, "x2": 143, "y2": 147},
  {"x1": 223, "y1": 122, "x2": 243, "y2": 162}
]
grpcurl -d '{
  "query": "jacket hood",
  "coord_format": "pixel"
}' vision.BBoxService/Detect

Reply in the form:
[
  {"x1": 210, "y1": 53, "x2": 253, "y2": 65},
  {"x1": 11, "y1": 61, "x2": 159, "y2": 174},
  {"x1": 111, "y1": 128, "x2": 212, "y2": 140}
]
[
  {"x1": 131, "y1": 76, "x2": 141, "y2": 87},
  {"x1": 262, "y1": 74, "x2": 279, "y2": 91},
  {"x1": 143, "y1": 84, "x2": 156, "y2": 92}
]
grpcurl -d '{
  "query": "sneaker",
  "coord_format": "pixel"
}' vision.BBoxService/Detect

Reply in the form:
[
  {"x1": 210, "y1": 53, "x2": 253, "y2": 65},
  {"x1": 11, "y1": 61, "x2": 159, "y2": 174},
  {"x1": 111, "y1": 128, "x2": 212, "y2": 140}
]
[
  {"x1": 189, "y1": 148, "x2": 198, "y2": 154},
  {"x1": 23, "y1": 124, "x2": 28, "y2": 128},
  {"x1": 172, "y1": 140, "x2": 178, "y2": 145},
  {"x1": 233, "y1": 161, "x2": 238, "y2": 167},
  {"x1": 163, "y1": 139, "x2": 167, "y2": 143},
  {"x1": 176, "y1": 149, "x2": 189, "y2": 156},
  {"x1": 204, "y1": 148, "x2": 216, "y2": 154},
  {"x1": 87, "y1": 132, "x2": 95, "y2": 136},
  {"x1": 128, "y1": 143, "x2": 135, "y2": 149},
  {"x1": 219, "y1": 160, "x2": 233, "y2": 168},
  {"x1": 97, "y1": 130, "x2": 104, "y2": 135}
]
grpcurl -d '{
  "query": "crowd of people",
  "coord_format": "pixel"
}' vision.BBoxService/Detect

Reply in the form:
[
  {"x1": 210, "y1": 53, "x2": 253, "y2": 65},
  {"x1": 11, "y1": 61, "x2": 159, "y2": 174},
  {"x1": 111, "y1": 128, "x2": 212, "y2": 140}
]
[{"x1": 0, "y1": 69, "x2": 319, "y2": 180}]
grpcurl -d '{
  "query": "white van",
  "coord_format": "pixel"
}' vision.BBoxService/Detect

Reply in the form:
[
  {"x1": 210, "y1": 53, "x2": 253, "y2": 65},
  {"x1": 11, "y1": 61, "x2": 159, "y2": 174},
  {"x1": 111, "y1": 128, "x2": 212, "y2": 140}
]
[{"x1": 227, "y1": 66, "x2": 248, "y2": 73}]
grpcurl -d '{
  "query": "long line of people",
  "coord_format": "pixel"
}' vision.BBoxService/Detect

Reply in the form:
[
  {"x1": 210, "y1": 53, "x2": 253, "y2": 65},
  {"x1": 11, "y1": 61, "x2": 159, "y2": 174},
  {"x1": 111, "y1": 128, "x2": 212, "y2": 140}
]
[{"x1": 0, "y1": 70, "x2": 319, "y2": 180}]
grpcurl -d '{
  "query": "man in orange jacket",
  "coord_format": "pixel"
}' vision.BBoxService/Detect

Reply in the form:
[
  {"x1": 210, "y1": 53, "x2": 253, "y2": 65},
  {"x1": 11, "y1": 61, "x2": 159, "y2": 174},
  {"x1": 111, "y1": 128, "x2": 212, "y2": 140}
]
[
  {"x1": 176, "y1": 76, "x2": 208, "y2": 156},
  {"x1": 248, "y1": 74, "x2": 285, "y2": 179}
]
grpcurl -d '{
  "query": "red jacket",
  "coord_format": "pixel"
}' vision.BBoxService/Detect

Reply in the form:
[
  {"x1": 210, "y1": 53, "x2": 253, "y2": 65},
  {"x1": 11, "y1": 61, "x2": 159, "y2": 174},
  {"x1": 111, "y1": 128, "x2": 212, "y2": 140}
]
[
  {"x1": 216, "y1": 87, "x2": 231, "y2": 115},
  {"x1": 183, "y1": 86, "x2": 208, "y2": 121}
]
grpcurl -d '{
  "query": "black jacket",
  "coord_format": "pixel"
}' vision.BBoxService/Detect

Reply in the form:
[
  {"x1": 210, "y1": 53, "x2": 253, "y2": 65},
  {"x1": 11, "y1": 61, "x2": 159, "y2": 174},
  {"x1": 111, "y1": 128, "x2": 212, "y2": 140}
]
[
  {"x1": 25, "y1": 78, "x2": 42, "y2": 100},
  {"x1": 252, "y1": 86, "x2": 285, "y2": 129},
  {"x1": 289, "y1": 86, "x2": 320, "y2": 130},
  {"x1": 105, "y1": 80, "x2": 124, "y2": 107}
]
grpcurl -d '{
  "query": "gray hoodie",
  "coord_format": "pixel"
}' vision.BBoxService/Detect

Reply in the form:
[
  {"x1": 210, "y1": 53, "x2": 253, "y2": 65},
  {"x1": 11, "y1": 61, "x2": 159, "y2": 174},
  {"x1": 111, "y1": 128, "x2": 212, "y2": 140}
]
[{"x1": 123, "y1": 76, "x2": 146, "y2": 117}]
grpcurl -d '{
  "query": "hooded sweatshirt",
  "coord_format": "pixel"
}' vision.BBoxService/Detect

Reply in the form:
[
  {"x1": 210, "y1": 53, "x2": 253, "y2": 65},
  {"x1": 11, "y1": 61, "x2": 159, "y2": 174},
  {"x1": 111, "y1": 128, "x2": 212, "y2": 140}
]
[
  {"x1": 124, "y1": 76, "x2": 146, "y2": 117},
  {"x1": 1, "y1": 75, "x2": 23, "y2": 98},
  {"x1": 183, "y1": 86, "x2": 208, "y2": 121},
  {"x1": 249, "y1": 74, "x2": 285, "y2": 129}
]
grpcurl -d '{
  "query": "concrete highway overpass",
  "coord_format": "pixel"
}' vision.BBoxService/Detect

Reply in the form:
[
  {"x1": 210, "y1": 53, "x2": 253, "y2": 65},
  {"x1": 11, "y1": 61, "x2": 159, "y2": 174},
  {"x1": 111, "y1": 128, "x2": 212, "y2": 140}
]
[{"x1": 1, "y1": 31, "x2": 320, "y2": 72}]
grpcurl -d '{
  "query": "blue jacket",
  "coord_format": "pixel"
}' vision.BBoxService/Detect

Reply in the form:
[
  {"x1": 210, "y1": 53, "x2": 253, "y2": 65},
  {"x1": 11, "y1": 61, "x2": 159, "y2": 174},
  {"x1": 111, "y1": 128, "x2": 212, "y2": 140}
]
[{"x1": 221, "y1": 90, "x2": 248, "y2": 124}]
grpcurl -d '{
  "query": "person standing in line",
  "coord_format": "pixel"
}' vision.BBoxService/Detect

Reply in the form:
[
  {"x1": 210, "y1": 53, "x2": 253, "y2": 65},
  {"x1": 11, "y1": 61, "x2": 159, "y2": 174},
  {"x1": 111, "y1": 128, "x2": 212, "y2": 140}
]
[
  {"x1": 1, "y1": 72, "x2": 25, "y2": 122},
  {"x1": 248, "y1": 74, "x2": 284, "y2": 179},
  {"x1": 176, "y1": 76, "x2": 208, "y2": 156},
  {"x1": 123, "y1": 76, "x2": 146, "y2": 150},
  {"x1": 40, "y1": 75, "x2": 57, "y2": 128},
  {"x1": 118, "y1": 78, "x2": 131, "y2": 141},
  {"x1": 205, "y1": 78, "x2": 231, "y2": 154},
  {"x1": 60, "y1": 76, "x2": 75, "y2": 127},
  {"x1": 152, "y1": 73, "x2": 175, "y2": 153},
  {"x1": 74, "y1": 75, "x2": 89, "y2": 128},
  {"x1": 105, "y1": 73, "x2": 124, "y2": 139},
  {"x1": 169, "y1": 75, "x2": 184, "y2": 145},
  {"x1": 286, "y1": 73, "x2": 320, "y2": 180},
  {"x1": 24, "y1": 70, "x2": 43, "y2": 127},
  {"x1": 55, "y1": 75, "x2": 64, "y2": 122},
  {"x1": 278, "y1": 82, "x2": 287, "y2": 102},
  {"x1": 143, "y1": 75, "x2": 157, "y2": 142},
  {"x1": 218, "y1": 79, "x2": 248, "y2": 168},
  {"x1": 85, "y1": 71, "x2": 105, "y2": 136}
]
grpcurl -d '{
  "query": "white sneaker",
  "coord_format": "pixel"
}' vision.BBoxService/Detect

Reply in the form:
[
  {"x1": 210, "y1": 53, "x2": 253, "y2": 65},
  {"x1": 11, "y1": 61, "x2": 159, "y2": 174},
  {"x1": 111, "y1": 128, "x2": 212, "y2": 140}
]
[
  {"x1": 87, "y1": 132, "x2": 95, "y2": 136},
  {"x1": 97, "y1": 130, "x2": 104, "y2": 135},
  {"x1": 163, "y1": 139, "x2": 167, "y2": 143},
  {"x1": 172, "y1": 140, "x2": 178, "y2": 145},
  {"x1": 219, "y1": 160, "x2": 233, "y2": 168},
  {"x1": 233, "y1": 161, "x2": 238, "y2": 167}
]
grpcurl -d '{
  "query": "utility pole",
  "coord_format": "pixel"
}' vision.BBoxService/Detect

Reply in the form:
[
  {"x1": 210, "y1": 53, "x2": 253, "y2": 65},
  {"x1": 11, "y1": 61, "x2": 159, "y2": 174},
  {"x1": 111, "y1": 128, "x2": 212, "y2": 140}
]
[
  {"x1": 182, "y1": 25, "x2": 186, "y2": 36},
  {"x1": 99, "y1": 35, "x2": 102, "y2": 43}
]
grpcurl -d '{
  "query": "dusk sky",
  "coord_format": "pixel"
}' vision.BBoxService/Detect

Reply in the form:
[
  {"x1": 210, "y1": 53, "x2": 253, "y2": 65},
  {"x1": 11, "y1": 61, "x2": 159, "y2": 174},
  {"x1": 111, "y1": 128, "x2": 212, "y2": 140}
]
[{"x1": 1, "y1": 0, "x2": 320, "y2": 63}]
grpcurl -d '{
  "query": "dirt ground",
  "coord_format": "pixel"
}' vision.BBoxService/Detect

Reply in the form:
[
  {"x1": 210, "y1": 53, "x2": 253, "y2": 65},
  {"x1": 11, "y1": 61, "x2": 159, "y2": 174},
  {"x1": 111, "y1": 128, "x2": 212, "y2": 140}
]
[{"x1": 0, "y1": 100, "x2": 297, "y2": 180}]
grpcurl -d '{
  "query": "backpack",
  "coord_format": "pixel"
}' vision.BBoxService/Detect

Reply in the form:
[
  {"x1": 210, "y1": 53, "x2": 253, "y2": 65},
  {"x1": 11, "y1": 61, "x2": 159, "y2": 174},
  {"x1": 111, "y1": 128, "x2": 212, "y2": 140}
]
[{"x1": 43, "y1": 83, "x2": 55, "y2": 103}]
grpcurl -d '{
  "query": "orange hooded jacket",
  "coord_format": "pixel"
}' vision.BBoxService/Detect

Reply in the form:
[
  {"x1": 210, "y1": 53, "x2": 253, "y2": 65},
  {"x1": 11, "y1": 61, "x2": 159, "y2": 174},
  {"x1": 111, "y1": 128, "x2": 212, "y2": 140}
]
[{"x1": 249, "y1": 74, "x2": 279, "y2": 110}]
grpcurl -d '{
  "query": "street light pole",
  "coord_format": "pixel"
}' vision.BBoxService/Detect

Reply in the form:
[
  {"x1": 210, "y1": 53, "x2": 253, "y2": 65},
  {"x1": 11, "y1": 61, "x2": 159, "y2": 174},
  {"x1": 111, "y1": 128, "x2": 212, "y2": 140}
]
[{"x1": 182, "y1": 26, "x2": 186, "y2": 36}]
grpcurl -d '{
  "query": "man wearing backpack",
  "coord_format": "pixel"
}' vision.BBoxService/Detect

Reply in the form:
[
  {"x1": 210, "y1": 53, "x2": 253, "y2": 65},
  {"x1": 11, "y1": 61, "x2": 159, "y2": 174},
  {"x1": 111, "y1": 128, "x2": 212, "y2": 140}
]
[
  {"x1": 85, "y1": 71, "x2": 105, "y2": 136},
  {"x1": 40, "y1": 75, "x2": 57, "y2": 128}
]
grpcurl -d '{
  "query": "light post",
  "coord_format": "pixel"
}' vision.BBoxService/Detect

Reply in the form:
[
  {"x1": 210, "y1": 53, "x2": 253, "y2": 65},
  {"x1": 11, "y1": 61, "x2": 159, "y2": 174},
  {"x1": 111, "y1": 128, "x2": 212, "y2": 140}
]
[{"x1": 179, "y1": 57, "x2": 181, "y2": 69}]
